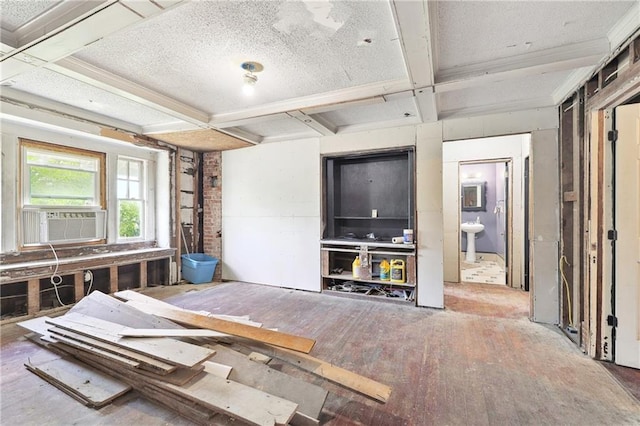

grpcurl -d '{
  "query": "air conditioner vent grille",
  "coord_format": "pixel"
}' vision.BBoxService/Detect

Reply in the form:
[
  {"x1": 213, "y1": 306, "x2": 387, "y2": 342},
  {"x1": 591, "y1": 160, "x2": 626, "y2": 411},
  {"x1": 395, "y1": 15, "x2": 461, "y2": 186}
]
[{"x1": 22, "y1": 209, "x2": 107, "y2": 245}]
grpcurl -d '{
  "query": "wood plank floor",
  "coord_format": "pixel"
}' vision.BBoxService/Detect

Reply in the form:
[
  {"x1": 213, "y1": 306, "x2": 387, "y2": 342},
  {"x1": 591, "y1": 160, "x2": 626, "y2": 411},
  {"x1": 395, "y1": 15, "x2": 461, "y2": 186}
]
[{"x1": 2, "y1": 281, "x2": 639, "y2": 425}]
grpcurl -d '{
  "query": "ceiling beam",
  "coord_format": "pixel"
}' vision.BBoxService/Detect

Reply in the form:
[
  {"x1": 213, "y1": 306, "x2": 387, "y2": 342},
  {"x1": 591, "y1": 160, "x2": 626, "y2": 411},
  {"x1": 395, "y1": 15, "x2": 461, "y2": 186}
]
[
  {"x1": 435, "y1": 38, "x2": 611, "y2": 93},
  {"x1": 438, "y1": 96, "x2": 554, "y2": 120},
  {"x1": 287, "y1": 111, "x2": 337, "y2": 136},
  {"x1": 391, "y1": 0, "x2": 438, "y2": 122},
  {"x1": 48, "y1": 57, "x2": 210, "y2": 124},
  {"x1": 208, "y1": 79, "x2": 411, "y2": 125}
]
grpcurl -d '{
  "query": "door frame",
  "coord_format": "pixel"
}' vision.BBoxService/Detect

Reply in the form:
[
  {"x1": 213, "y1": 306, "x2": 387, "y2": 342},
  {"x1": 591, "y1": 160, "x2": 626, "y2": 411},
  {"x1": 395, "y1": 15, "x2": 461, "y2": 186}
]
[{"x1": 457, "y1": 158, "x2": 514, "y2": 287}]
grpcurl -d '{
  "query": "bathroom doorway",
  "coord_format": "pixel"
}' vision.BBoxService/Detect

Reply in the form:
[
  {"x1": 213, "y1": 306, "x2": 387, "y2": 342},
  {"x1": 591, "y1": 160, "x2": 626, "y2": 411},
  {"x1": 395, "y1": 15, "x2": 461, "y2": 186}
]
[{"x1": 459, "y1": 160, "x2": 510, "y2": 285}]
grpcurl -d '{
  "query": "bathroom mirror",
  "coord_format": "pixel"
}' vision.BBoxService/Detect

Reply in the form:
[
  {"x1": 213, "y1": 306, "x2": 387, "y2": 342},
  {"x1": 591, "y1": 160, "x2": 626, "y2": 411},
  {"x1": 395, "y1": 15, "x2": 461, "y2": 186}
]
[{"x1": 461, "y1": 182, "x2": 486, "y2": 211}]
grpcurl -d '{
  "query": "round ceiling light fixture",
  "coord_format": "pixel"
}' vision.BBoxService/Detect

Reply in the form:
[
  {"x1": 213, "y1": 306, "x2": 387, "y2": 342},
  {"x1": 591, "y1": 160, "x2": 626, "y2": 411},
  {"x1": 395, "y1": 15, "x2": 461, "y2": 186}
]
[{"x1": 240, "y1": 61, "x2": 264, "y2": 96}]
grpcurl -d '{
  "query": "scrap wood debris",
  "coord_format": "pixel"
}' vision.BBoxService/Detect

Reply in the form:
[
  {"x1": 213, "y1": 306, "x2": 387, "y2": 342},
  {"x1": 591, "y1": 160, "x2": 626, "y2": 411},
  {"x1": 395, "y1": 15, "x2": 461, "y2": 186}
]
[{"x1": 16, "y1": 290, "x2": 392, "y2": 425}]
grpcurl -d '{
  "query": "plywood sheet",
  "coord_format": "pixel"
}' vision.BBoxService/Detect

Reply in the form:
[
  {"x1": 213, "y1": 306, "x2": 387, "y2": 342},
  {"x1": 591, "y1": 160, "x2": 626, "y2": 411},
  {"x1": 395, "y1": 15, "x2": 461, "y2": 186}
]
[
  {"x1": 25, "y1": 357, "x2": 130, "y2": 408},
  {"x1": 152, "y1": 128, "x2": 252, "y2": 152}
]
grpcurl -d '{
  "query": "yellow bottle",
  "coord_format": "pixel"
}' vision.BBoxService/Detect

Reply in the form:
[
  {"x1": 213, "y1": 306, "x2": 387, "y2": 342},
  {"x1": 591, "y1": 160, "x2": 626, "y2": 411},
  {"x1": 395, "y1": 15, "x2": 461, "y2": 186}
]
[
  {"x1": 390, "y1": 259, "x2": 406, "y2": 283},
  {"x1": 379, "y1": 259, "x2": 390, "y2": 281},
  {"x1": 352, "y1": 256, "x2": 361, "y2": 278}
]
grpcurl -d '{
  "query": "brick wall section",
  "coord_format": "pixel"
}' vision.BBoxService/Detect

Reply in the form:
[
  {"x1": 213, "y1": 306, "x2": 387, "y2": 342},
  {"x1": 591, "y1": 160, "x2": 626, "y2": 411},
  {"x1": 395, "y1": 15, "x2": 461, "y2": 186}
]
[{"x1": 202, "y1": 152, "x2": 222, "y2": 281}]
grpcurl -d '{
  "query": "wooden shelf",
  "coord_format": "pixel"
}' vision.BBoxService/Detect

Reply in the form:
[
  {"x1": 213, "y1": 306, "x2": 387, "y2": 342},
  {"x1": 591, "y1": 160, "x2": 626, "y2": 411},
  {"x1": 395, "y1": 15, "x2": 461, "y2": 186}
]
[
  {"x1": 322, "y1": 272, "x2": 414, "y2": 287},
  {"x1": 333, "y1": 216, "x2": 408, "y2": 220}
]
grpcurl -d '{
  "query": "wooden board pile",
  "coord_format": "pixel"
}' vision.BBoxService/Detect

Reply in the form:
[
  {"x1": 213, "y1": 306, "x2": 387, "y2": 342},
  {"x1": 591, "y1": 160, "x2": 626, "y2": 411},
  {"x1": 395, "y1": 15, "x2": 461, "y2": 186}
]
[{"x1": 17, "y1": 290, "x2": 392, "y2": 425}]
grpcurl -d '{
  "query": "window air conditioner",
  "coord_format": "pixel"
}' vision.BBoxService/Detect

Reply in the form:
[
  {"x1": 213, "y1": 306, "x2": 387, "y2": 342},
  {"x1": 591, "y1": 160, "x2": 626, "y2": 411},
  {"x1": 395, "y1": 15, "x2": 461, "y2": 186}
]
[{"x1": 22, "y1": 209, "x2": 107, "y2": 245}]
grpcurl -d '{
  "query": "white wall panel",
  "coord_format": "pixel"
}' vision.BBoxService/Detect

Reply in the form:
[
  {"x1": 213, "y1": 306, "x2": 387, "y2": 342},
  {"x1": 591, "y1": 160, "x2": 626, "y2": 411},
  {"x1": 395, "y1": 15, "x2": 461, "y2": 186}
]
[
  {"x1": 222, "y1": 138, "x2": 321, "y2": 292},
  {"x1": 416, "y1": 122, "x2": 444, "y2": 308},
  {"x1": 320, "y1": 125, "x2": 416, "y2": 154},
  {"x1": 530, "y1": 129, "x2": 560, "y2": 324}
]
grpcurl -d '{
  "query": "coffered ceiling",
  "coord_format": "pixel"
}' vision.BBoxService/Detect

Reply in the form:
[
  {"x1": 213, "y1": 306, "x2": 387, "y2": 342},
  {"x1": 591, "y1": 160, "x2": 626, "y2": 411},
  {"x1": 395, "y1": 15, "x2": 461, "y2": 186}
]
[{"x1": 1, "y1": 1, "x2": 638, "y2": 150}]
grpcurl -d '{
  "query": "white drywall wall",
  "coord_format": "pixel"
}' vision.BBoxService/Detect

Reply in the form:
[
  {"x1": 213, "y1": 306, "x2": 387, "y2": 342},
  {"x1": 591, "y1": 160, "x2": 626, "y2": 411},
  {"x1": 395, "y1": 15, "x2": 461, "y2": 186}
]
[
  {"x1": 530, "y1": 129, "x2": 560, "y2": 324},
  {"x1": 416, "y1": 122, "x2": 445, "y2": 308},
  {"x1": 222, "y1": 138, "x2": 321, "y2": 291},
  {"x1": 442, "y1": 134, "x2": 529, "y2": 287}
]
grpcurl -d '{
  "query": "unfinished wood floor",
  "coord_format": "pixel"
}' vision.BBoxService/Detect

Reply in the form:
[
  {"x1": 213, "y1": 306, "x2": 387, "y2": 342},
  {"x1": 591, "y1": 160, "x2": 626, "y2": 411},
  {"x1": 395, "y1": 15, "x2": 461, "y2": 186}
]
[{"x1": 2, "y1": 281, "x2": 639, "y2": 425}]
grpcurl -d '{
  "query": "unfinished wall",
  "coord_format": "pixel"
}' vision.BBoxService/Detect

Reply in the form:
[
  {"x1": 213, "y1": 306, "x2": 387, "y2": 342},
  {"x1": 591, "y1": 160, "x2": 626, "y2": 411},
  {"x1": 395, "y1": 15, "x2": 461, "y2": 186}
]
[{"x1": 202, "y1": 151, "x2": 223, "y2": 282}]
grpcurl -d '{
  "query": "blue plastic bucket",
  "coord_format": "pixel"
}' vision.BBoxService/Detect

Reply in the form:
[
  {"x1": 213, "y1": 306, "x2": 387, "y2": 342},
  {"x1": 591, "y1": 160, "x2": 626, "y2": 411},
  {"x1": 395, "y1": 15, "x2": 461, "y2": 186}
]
[{"x1": 181, "y1": 253, "x2": 218, "y2": 284}]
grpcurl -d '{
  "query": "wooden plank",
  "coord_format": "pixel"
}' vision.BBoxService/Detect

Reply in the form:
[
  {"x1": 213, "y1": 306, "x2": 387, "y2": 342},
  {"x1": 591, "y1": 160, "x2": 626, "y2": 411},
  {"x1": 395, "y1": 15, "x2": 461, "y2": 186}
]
[
  {"x1": 68, "y1": 347, "x2": 296, "y2": 426},
  {"x1": 235, "y1": 344, "x2": 392, "y2": 403},
  {"x1": 27, "y1": 278, "x2": 40, "y2": 315},
  {"x1": 115, "y1": 290, "x2": 262, "y2": 326},
  {"x1": 209, "y1": 344, "x2": 327, "y2": 422},
  {"x1": 161, "y1": 373, "x2": 298, "y2": 426},
  {"x1": 49, "y1": 334, "x2": 142, "y2": 369},
  {"x1": 202, "y1": 361, "x2": 232, "y2": 379},
  {"x1": 46, "y1": 313, "x2": 216, "y2": 368},
  {"x1": 74, "y1": 272, "x2": 84, "y2": 302},
  {"x1": 109, "y1": 265, "x2": 118, "y2": 294},
  {"x1": 47, "y1": 326, "x2": 177, "y2": 374},
  {"x1": 139, "y1": 260, "x2": 148, "y2": 289},
  {"x1": 25, "y1": 357, "x2": 130, "y2": 408},
  {"x1": 118, "y1": 328, "x2": 228, "y2": 338},
  {"x1": 69, "y1": 290, "x2": 182, "y2": 330},
  {"x1": 124, "y1": 300, "x2": 315, "y2": 353}
]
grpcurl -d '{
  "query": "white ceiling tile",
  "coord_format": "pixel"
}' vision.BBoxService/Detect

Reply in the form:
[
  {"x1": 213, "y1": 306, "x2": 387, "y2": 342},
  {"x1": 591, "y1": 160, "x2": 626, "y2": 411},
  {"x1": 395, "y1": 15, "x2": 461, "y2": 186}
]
[
  {"x1": 436, "y1": 1, "x2": 636, "y2": 70},
  {"x1": 0, "y1": 0, "x2": 60, "y2": 32},
  {"x1": 317, "y1": 97, "x2": 418, "y2": 127},
  {"x1": 232, "y1": 115, "x2": 319, "y2": 140},
  {"x1": 438, "y1": 70, "x2": 572, "y2": 115}
]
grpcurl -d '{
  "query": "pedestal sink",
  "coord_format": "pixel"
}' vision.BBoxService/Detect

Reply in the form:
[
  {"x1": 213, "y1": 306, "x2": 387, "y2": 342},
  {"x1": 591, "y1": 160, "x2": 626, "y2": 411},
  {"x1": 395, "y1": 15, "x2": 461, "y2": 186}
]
[{"x1": 461, "y1": 222, "x2": 485, "y2": 263}]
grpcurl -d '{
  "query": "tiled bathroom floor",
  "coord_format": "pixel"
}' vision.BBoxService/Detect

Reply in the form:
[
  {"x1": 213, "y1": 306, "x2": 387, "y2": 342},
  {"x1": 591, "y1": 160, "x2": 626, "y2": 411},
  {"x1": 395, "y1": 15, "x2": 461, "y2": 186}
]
[{"x1": 461, "y1": 259, "x2": 506, "y2": 285}]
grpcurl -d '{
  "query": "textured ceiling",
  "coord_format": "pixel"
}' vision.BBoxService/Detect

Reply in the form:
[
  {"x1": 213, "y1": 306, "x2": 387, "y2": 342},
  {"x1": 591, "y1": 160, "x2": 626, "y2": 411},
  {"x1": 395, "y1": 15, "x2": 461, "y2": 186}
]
[
  {"x1": 436, "y1": 1, "x2": 636, "y2": 70},
  {"x1": 1, "y1": 0, "x2": 638, "y2": 149},
  {"x1": 73, "y1": 1, "x2": 407, "y2": 114}
]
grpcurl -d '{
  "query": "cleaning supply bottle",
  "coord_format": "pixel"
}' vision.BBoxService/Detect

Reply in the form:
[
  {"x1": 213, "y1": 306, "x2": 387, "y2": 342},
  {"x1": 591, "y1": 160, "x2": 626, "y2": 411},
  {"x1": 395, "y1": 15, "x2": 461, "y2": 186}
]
[
  {"x1": 390, "y1": 259, "x2": 406, "y2": 283},
  {"x1": 352, "y1": 256, "x2": 361, "y2": 278},
  {"x1": 379, "y1": 259, "x2": 390, "y2": 281}
]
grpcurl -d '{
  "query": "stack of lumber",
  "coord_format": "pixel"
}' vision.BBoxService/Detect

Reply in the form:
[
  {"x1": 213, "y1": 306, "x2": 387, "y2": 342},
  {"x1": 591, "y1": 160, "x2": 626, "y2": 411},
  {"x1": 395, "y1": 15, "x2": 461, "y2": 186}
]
[{"x1": 18, "y1": 290, "x2": 392, "y2": 425}]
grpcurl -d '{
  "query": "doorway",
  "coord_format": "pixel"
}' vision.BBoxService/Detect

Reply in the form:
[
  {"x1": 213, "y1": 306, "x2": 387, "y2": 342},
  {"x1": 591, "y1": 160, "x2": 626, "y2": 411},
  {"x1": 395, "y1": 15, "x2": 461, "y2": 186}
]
[{"x1": 459, "y1": 160, "x2": 510, "y2": 285}]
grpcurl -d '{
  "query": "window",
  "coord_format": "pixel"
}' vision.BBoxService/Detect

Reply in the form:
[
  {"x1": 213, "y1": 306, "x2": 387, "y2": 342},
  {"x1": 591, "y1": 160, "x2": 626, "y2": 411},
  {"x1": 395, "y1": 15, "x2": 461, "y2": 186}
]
[
  {"x1": 117, "y1": 157, "x2": 145, "y2": 239},
  {"x1": 22, "y1": 140, "x2": 105, "y2": 208}
]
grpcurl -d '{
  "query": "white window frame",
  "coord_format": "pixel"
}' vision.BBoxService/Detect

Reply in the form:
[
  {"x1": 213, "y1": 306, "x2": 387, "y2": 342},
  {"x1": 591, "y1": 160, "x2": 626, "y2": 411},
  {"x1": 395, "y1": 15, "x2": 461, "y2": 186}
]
[
  {"x1": 116, "y1": 156, "x2": 147, "y2": 241},
  {"x1": 21, "y1": 140, "x2": 105, "y2": 210}
]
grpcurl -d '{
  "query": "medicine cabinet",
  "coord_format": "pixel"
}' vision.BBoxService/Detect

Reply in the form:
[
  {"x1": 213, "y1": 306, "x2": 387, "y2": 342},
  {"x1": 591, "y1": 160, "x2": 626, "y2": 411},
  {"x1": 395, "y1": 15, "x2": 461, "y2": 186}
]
[{"x1": 461, "y1": 181, "x2": 486, "y2": 211}]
